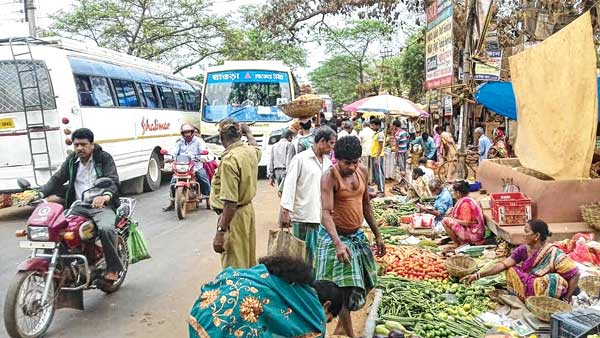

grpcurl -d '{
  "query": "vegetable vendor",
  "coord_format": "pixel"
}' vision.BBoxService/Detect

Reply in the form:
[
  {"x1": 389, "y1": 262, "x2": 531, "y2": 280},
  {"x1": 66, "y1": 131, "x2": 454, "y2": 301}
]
[
  {"x1": 188, "y1": 255, "x2": 344, "y2": 338},
  {"x1": 463, "y1": 220, "x2": 580, "y2": 302},
  {"x1": 442, "y1": 180, "x2": 486, "y2": 247},
  {"x1": 318, "y1": 136, "x2": 386, "y2": 338},
  {"x1": 417, "y1": 179, "x2": 454, "y2": 231}
]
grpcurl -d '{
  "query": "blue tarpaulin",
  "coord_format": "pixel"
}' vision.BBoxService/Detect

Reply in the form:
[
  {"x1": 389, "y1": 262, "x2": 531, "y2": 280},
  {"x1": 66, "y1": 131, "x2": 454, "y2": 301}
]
[{"x1": 474, "y1": 79, "x2": 600, "y2": 120}]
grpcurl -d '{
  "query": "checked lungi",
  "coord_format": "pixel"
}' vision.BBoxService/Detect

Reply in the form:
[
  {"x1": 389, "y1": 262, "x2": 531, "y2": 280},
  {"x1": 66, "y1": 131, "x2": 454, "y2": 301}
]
[{"x1": 313, "y1": 226, "x2": 377, "y2": 311}]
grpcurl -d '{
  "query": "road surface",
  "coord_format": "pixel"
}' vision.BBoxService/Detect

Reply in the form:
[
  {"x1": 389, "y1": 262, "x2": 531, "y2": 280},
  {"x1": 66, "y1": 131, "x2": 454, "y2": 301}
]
[{"x1": 0, "y1": 180, "x2": 280, "y2": 338}]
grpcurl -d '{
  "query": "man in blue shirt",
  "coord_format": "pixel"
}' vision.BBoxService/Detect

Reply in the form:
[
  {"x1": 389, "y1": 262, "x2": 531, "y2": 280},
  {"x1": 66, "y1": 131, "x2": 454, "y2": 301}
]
[
  {"x1": 475, "y1": 127, "x2": 492, "y2": 164},
  {"x1": 411, "y1": 132, "x2": 437, "y2": 160},
  {"x1": 418, "y1": 179, "x2": 453, "y2": 222}
]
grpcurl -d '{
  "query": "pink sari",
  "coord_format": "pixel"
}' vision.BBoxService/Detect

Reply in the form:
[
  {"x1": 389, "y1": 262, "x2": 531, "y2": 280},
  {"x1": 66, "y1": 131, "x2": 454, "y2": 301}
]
[{"x1": 443, "y1": 196, "x2": 485, "y2": 244}]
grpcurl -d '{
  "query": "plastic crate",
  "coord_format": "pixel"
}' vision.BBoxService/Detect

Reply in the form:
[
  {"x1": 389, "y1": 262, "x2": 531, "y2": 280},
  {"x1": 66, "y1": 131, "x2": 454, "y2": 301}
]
[
  {"x1": 490, "y1": 192, "x2": 533, "y2": 226},
  {"x1": 551, "y1": 309, "x2": 600, "y2": 338}
]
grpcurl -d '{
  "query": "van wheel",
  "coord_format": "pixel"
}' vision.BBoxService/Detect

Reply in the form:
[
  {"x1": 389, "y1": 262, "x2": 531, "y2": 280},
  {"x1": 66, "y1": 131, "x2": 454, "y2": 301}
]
[{"x1": 143, "y1": 152, "x2": 161, "y2": 192}]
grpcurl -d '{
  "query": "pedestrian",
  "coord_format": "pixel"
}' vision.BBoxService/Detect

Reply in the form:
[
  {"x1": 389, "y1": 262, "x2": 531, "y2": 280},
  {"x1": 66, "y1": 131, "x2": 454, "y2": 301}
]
[
  {"x1": 433, "y1": 125, "x2": 443, "y2": 160},
  {"x1": 358, "y1": 120, "x2": 375, "y2": 180},
  {"x1": 411, "y1": 132, "x2": 437, "y2": 160},
  {"x1": 316, "y1": 136, "x2": 386, "y2": 338},
  {"x1": 393, "y1": 119, "x2": 409, "y2": 180},
  {"x1": 188, "y1": 255, "x2": 345, "y2": 338},
  {"x1": 280, "y1": 126, "x2": 336, "y2": 265},
  {"x1": 211, "y1": 119, "x2": 261, "y2": 269},
  {"x1": 338, "y1": 120, "x2": 358, "y2": 139},
  {"x1": 417, "y1": 157, "x2": 435, "y2": 183},
  {"x1": 268, "y1": 129, "x2": 295, "y2": 188},
  {"x1": 295, "y1": 119, "x2": 314, "y2": 154},
  {"x1": 474, "y1": 127, "x2": 492, "y2": 164},
  {"x1": 439, "y1": 132, "x2": 458, "y2": 181},
  {"x1": 370, "y1": 118, "x2": 386, "y2": 196}
]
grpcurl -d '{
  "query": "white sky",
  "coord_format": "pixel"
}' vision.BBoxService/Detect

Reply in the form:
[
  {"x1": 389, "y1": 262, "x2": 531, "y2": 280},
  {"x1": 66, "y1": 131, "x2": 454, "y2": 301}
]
[{"x1": 0, "y1": 0, "x2": 412, "y2": 82}]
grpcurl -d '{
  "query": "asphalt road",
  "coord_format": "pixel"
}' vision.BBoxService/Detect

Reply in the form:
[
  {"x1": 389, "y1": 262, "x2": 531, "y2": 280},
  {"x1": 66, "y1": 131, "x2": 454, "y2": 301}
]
[{"x1": 0, "y1": 179, "x2": 279, "y2": 338}]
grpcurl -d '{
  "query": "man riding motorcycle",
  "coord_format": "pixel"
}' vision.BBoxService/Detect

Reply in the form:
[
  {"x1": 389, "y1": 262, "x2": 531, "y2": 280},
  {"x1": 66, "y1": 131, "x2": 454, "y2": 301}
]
[
  {"x1": 163, "y1": 123, "x2": 212, "y2": 211},
  {"x1": 35, "y1": 128, "x2": 123, "y2": 281}
]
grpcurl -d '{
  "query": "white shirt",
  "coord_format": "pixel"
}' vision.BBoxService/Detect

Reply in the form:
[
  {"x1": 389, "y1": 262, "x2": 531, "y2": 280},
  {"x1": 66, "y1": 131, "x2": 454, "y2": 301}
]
[
  {"x1": 358, "y1": 126, "x2": 375, "y2": 157},
  {"x1": 419, "y1": 165, "x2": 435, "y2": 184},
  {"x1": 74, "y1": 157, "x2": 97, "y2": 201},
  {"x1": 338, "y1": 129, "x2": 358, "y2": 139},
  {"x1": 280, "y1": 147, "x2": 332, "y2": 223}
]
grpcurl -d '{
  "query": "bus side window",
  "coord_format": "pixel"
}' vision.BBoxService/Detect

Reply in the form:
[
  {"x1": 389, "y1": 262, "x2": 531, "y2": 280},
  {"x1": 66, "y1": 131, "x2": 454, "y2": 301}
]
[
  {"x1": 89, "y1": 76, "x2": 115, "y2": 107},
  {"x1": 173, "y1": 89, "x2": 186, "y2": 111},
  {"x1": 135, "y1": 82, "x2": 147, "y2": 108},
  {"x1": 158, "y1": 86, "x2": 177, "y2": 109},
  {"x1": 184, "y1": 91, "x2": 197, "y2": 111},
  {"x1": 74, "y1": 74, "x2": 95, "y2": 106},
  {"x1": 140, "y1": 83, "x2": 159, "y2": 108},
  {"x1": 112, "y1": 79, "x2": 139, "y2": 107}
]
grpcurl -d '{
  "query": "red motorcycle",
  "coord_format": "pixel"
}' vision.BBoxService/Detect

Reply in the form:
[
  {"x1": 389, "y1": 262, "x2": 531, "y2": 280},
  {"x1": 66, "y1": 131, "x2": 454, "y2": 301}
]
[
  {"x1": 3, "y1": 177, "x2": 133, "y2": 338},
  {"x1": 161, "y1": 149, "x2": 210, "y2": 220}
]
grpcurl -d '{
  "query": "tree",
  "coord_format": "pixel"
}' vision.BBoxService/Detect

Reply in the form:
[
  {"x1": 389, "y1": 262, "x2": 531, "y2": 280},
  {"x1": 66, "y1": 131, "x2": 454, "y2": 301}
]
[
  {"x1": 398, "y1": 30, "x2": 425, "y2": 101},
  {"x1": 309, "y1": 55, "x2": 361, "y2": 105},
  {"x1": 49, "y1": 0, "x2": 227, "y2": 74}
]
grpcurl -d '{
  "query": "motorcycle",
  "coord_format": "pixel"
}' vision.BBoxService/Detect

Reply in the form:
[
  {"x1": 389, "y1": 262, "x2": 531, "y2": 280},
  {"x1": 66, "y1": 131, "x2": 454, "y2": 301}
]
[
  {"x1": 3, "y1": 177, "x2": 134, "y2": 338},
  {"x1": 161, "y1": 149, "x2": 210, "y2": 220}
]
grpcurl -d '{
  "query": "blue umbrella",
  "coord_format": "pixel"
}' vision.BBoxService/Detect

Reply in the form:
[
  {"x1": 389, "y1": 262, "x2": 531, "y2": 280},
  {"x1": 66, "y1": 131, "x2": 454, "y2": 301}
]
[{"x1": 474, "y1": 79, "x2": 600, "y2": 120}]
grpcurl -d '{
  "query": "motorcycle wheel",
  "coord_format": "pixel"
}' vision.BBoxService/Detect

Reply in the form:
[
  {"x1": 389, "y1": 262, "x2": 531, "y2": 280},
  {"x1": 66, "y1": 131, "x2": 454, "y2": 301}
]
[
  {"x1": 99, "y1": 235, "x2": 129, "y2": 294},
  {"x1": 3, "y1": 271, "x2": 56, "y2": 338},
  {"x1": 175, "y1": 186, "x2": 187, "y2": 220}
]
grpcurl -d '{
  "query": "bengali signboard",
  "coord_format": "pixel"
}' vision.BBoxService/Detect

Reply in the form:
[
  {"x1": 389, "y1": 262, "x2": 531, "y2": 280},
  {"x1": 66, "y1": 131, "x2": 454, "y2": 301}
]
[
  {"x1": 474, "y1": 49, "x2": 502, "y2": 81},
  {"x1": 425, "y1": 0, "x2": 454, "y2": 89},
  {"x1": 443, "y1": 95, "x2": 453, "y2": 116}
]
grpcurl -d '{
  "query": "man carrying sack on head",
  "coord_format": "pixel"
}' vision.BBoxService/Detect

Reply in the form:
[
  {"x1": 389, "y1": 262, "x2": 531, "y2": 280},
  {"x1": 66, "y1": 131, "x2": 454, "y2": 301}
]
[{"x1": 210, "y1": 119, "x2": 261, "y2": 269}]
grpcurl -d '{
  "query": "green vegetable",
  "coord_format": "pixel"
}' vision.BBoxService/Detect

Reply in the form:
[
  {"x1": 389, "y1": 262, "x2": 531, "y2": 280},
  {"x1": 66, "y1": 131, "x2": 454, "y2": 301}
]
[{"x1": 375, "y1": 325, "x2": 390, "y2": 336}]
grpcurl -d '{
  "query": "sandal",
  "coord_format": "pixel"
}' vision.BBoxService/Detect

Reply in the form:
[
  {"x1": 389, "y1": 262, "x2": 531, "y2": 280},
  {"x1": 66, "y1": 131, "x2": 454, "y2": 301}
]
[{"x1": 162, "y1": 205, "x2": 174, "y2": 212}]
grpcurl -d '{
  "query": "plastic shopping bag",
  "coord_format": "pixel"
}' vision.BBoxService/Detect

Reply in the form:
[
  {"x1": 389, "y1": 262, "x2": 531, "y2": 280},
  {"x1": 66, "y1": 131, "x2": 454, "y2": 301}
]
[
  {"x1": 267, "y1": 228, "x2": 306, "y2": 261},
  {"x1": 127, "y1": 220, "x2": 151, "y2": 264}
]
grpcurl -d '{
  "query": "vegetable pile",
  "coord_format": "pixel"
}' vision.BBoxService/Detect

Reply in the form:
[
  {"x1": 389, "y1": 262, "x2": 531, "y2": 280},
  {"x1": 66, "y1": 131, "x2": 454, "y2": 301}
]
[
  {"x1": 379, "y1": 227, "x2": 407, "y2": 245},
  {"x1": 375, "y1": 276, "x2": 494, "y2": 338},
  {"x1": 375, "y1": 246, "x2": 448, "y2": 281},
  {"x1": 372, "y1": 199, "x2": 417, "y2": 226}
]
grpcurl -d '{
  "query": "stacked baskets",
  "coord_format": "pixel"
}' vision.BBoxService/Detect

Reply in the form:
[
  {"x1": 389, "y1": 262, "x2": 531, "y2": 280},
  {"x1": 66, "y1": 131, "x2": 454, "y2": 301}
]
[
  {"x1": 579, "y1": 275, "x2": 600, "y2": 298},
  {"x1": 445, "y1": 255, "x2": 477, "y2": 278},
  {"x1": 580, "y1": 202, "x2": 600, "y2": 230},
  {"x1": 278, "y1": 94, "x2": 324, "y2": 119},
  {"x1": 526, "y1": 296, "x2": 572, "y2": 322}
]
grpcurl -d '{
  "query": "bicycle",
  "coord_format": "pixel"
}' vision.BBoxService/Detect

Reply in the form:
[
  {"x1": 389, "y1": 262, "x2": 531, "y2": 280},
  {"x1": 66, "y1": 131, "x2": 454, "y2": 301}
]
[{"x1": 435, "y1": 151, "x2": 479, "y2": 183}]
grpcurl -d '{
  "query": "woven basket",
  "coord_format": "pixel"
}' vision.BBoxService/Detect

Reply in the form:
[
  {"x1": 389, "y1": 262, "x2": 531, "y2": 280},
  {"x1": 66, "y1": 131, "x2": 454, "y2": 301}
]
[
  {"x1": 580, "y1": 202, "x2": 600, "y2": 231},
  {"x1": 279, "y1": 94, "x2": 323, "y2": 119},
  {"x1": 525, "y1": 296, "x2": 572, "y2": 322},
  {"x1": 579, "y1": 275, "x2": 600, "y2": 297},
  {"x1": 445, "y1": 255, "x2": 477, "y2": 278}
]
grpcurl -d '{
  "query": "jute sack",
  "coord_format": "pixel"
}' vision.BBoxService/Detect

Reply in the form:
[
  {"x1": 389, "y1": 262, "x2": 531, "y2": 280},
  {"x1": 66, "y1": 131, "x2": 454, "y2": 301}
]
[{"x1": 267, "y1": 228, "x2": 306, "y2": 261}]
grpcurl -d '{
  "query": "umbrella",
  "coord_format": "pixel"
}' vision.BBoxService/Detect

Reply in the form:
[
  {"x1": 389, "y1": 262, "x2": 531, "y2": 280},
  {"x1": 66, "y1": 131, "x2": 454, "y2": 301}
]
[
  {"x1": 355, "y1": 94, "x2": 428, "y2": 117},
  {"x1": 342, "y1": 97, "x2": 370, "y2": 113}
]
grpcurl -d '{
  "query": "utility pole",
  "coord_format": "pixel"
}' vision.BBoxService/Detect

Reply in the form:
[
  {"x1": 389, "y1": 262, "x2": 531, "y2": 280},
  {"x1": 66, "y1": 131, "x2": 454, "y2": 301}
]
[
  {"x1": 23, "y1": 0, "x2": 37, "y2": 38},
  {"x1": 455, "y1": 0, "x2": 476, "y2": 180}
]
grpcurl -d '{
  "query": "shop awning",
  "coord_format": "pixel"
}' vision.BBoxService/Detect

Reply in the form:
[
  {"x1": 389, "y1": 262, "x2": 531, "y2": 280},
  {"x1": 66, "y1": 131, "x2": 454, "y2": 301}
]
[{"x1": 475, "y1": 79, "x2": 600, "y2": 120}]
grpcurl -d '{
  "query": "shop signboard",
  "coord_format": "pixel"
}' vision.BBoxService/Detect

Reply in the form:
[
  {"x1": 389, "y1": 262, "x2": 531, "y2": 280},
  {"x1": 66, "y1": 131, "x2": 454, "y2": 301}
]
[
  {"x1": 474, "y1": 49, "x2": 503, "y2": 81},
  {"x1": 443, "y1": 95, "x2": 453, "y2": 116},
  {"x1": 425, "y1": 0, "x2": 453, "y2": 89}
]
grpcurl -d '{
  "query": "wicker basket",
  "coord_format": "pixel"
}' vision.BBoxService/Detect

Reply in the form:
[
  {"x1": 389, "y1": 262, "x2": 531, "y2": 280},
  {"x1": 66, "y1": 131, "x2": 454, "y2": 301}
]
[
  {"x1": 445, "y1": 255, "x2": 477, "y2": 278},
  {"x1": 579, "y1": 275, "x2": 600, "y2": 297},
  {"x1": 580, "y1": 202, "x2": 600, "y2": 231},
  {"x1": 279, "y1": 94, "x2": 323, "y2": 119},
  {"x1": 525, "y1": 296, "x2": 572, "y2": 322}
]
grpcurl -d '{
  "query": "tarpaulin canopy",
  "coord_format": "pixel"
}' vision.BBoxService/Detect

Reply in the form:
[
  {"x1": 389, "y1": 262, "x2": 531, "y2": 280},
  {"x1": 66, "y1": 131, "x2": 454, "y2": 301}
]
[{"x1": 475, "y1": 79, "x2": 600, "y2": 120}]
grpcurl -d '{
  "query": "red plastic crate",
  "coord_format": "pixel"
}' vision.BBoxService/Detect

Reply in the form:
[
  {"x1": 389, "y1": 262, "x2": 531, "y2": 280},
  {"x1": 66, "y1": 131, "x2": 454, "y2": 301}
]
[{"x1": 490, "y1": 192, "x2": 533, "y2": 226}]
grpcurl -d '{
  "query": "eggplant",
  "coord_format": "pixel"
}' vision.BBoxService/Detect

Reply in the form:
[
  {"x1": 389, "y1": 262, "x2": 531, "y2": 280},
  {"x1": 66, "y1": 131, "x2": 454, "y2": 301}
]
[{"x1": 388, "y1": 329, "x2": 405, "y2": 338}]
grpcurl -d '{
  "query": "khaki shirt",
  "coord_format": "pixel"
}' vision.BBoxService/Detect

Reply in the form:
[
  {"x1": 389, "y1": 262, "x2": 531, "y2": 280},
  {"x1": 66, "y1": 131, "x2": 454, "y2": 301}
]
[{"x1": 210, "y1": 141, "x2": 262, "y2": 210}]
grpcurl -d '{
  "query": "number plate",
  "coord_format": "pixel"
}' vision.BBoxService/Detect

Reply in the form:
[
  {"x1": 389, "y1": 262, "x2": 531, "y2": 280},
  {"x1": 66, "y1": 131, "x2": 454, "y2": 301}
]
[
  {"x1": 19, "y1": 241, "x2": 55, "y2": 249},
  {"x1": 0, "y1": 118, "x2": 15, "y2": 129}
]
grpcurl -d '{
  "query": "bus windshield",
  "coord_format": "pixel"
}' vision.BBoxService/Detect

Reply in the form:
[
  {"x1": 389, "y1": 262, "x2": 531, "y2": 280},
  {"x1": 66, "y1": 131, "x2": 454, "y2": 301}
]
[{"x1": 202, "y1": 70, "x2": 292, "y2": 123}]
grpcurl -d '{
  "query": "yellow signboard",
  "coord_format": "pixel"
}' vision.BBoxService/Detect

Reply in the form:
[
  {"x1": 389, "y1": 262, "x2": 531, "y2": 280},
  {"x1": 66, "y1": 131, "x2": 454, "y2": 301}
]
[{"x1": 0, "y1": 118, "x2": 15, "y2": 129}]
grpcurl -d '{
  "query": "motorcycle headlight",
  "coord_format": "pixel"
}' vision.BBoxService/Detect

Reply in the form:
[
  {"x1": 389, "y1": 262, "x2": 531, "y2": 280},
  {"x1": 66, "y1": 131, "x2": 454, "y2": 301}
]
[
  {"x1": 28, "y1": 227, "x2": 49, "y2": 241},
  {"x1": 175, "y1": 164, "x2": 189, "y2": 172}
]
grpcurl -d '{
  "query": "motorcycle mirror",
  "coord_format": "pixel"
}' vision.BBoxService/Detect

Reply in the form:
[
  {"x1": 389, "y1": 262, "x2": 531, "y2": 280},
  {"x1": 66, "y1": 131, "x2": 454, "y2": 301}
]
[
  {"x1": 200, "y1": 150, "x2": 209, "y2": 155},
  {"x1": 94, "y1": 177, "x2": 113, "y2": 189},
  {"x1": 17, "y1": 178, "x2": 31, "y2": 190},
  {"x1": 159, "y1": 149, "x2": 169, "y2": 155}
]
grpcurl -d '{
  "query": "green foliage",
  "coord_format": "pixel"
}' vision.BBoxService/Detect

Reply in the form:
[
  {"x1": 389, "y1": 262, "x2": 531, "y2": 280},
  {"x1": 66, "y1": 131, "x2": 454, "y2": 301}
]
[
  {"x1": 309, "y1": 55, "x2": 361, "y2": 105},
  {"x1": 50, "y1": 0, "x2": 227, "y2": 74},
  {"x1": 398, "y1": 30, "x2": 426, "y2": 101}
]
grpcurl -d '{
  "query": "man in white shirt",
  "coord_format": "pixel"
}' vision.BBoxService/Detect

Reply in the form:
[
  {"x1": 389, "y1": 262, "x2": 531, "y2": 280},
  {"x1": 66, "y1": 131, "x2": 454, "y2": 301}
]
[
  {"x1": 268, "y1": 129, "x2": 295, "y2": 188},
  {"x1": 418, "y1": 157, "x2": 435, "y2": 183},
  {"x1": 279, "y1": 126, "x2": 337, "y2": 265},
  {"x1": 337, "y1": 120, "x2": 358, "y2": 139},
  {"x1": 358, "y1": 120, "x2": 375, "y2": 181}
]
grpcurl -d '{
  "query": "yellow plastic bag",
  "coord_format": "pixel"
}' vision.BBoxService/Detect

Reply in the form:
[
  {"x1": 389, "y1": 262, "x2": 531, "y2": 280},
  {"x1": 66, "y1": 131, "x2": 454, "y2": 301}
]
[{"x1": 267, "y1": 228, "x2": 306, "y2": 261}]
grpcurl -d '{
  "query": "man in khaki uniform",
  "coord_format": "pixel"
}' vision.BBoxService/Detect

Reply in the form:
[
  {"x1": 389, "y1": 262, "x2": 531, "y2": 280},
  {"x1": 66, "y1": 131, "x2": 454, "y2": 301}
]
[{"x1": 210, "y1": 119, "x2": 261, "y2": 268}]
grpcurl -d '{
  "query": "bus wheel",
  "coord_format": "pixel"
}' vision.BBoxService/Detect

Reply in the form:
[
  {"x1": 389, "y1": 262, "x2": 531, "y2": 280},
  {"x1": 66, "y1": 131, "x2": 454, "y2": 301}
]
[{"x1": 143, "y1": 151, "x2": 162, "y2": 192}]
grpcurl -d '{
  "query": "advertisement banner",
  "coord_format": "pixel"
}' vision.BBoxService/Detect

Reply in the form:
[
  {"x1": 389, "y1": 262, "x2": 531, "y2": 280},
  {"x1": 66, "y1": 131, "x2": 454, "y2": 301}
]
[
  {"x1": 443, "y1": 95, "x2": 453, "y2": 116},
  {"x1": 474, "y1": 49, "x2": 503, "y2": 81},
  {"x1": 426, "y1": 0, "x2": 453, "y2": 89}
]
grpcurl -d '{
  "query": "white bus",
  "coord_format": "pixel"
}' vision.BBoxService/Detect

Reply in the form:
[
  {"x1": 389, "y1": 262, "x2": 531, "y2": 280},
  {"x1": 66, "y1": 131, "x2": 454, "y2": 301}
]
[
  {"x1": 0, "y1": 37, "x2": 201, "y2": 193},
  {"x1": 199, "y1": 61, "x2": 300, "y2": 170}
]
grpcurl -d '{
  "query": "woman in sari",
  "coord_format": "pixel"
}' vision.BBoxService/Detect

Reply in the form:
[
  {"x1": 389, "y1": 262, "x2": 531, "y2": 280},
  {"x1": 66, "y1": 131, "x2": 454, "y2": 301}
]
[
  {"x1": 412, "y1": 168, "x2": 432, "y2": 199},
  {"x1": 489, "y1": 128, "x2": 509, "y2": 159},
  {"x1": 463, "y1": 220, "x2": 580, "y2": 301},
  {"x1": 438, "y1": 132, "x2": 458, "y2": 181},
  {"x1": 442, "y1": 181, "x2": 485, "y2": 247},
  {"x1": 188, "y1": 255, "x2": 344, "y2": 338}
]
